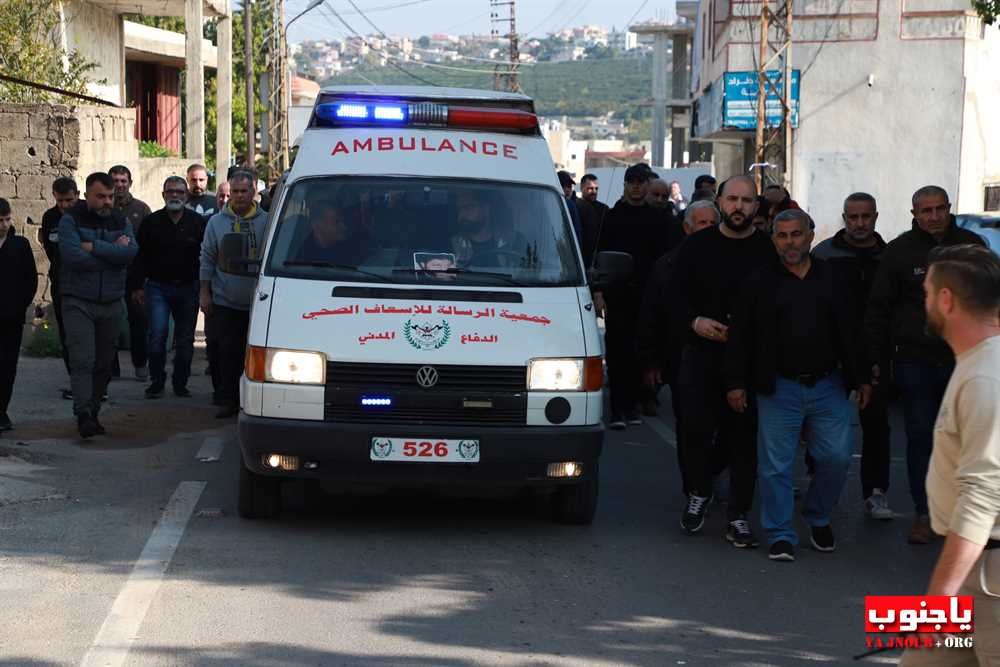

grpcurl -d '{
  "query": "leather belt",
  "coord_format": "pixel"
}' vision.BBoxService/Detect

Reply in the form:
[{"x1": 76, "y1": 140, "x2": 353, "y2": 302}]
[{"x1": 779, "y1": 368, "x2": 836, "y2": 388}]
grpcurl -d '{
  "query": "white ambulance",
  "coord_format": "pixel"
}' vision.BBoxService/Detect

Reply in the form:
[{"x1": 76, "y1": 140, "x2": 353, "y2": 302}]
[{"x1": 221, "y1": 86, "x2": 631, "y2": 524}]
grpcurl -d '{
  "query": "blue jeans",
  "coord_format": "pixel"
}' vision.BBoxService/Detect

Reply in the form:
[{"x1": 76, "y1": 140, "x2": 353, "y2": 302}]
[
  {"x1": 894, "y1": 361, "x2": 953, "y2": 515},
  {"x1": 145, "y1": 280, "x2": 199, "y2": 389},
  {"x1": 757, "y1": 372, "x2": 855, "y2": 546}
]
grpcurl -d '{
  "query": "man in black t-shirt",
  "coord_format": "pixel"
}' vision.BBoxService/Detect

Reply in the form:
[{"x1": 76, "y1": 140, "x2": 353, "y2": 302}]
[{"x1": 39, "y1": 177, "x2": 81, "y2": 379}]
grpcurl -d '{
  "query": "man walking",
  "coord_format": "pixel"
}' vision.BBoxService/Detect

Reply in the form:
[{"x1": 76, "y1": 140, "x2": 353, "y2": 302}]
[
  {"x1": 109, "y1": 165, "x2": 152, "y2": 381},
  {"x1": 557, "y1": 170, "x2": 583, "y2": 246},
  {"x1": 865, "y1": 186, "x2": 986, "y2": 544},
  {"x1": 812, "y1": 192, "x2": 893, "y2": 520},
  {"x1": 727, "y1": 210, "x2": 871, "y2": 562},
  {"x1": 58, "y1": 173, "x2": 137, "y2": 438},
  {"x1": 186, "y1": 164, "x2": 218, "y2": 220},
  {"x1": 200, "y1": 171, "x2": 268, "y2": 419},
  {"x1": 40, "y1": 177, "x2": 80, "y2": 380},
  {"x1": 668, "y1": 176, "x2": 775, "y2": 545},
  {"x1": 130, "y1": 177, "x2": 205, "y2": 400},
  {"x1": 576, "y1": 173, "x2": 607, "y2": 267},
  {"x1": 0, "y1": 198, "x2": 38, "y2": 431},
  {"x1": 899, "y1": 244, "x2": 1000, "y2": 666}
]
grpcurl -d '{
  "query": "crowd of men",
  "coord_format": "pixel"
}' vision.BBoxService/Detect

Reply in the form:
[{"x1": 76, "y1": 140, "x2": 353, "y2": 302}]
[
  {"x1": 563, "y1": 166, "x2": 998, "y2": 571},
  {"x1": 0, "y1": 164, "x2": 265, "y2": 439}
]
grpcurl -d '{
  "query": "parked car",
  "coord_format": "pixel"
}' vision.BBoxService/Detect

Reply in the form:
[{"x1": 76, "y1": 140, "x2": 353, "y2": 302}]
[{"x1": 956, "y1": 213, "x2": 1000, "y2": 253}]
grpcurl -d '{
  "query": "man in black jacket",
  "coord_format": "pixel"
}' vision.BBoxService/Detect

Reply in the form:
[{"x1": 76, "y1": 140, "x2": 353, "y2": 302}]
[
  {"x1": 39, "y1": 177, "x2": 80, "y2": 379},
  {"x1": 727, "y1": 209, "x2": 871, "y2": 562},
  {"x1": 576, "y1": 173, "x2": 608, "y2": 267},
  {"x1": 129, "y1": 177, "x2": 206, "y2": 399},
  {"x1": 110, "y1": 165, "x2": 152, "y2": 382},
  {"x1": 0, "y1": 199, "x2": 39, "y2": 431},
  {"x1": 812, "y1": 192, "x2": 892, "y2": 520},
  {"x1": 864, "y1": 185, "x2": 987, "y2": 545}
]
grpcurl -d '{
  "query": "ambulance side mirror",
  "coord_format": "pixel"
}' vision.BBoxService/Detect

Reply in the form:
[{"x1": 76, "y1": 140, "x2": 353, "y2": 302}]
[
  {"x1": 589, "y1": 251, "x2": 633, "y2": 289},
  {"x1": 218, "y1": 232, "x2": 261, "y2": 277}
]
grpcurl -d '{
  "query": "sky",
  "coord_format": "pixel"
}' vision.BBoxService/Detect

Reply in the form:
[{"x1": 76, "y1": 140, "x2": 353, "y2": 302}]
[{"x1": 287, "y1": 0, "x2": 677, "y2": 45}]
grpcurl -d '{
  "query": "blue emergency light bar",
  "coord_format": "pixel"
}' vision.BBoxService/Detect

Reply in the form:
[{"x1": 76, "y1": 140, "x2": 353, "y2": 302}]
[
  {"x1": 360, "y1": 396, "x2": 393, "y2": 407},
  {"x1": 322, "y1": 102, "x2": 410, "y2": 124},
  {"x1": 312, "y1": 99, "x2": 539, "y2": 134}
]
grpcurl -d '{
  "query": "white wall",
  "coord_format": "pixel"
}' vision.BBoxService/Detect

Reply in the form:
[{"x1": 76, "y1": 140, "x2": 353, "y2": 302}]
[
  {"x1": 958, "y1": 22, "x2": 1000, "y2": 214},
  {"x1": 63, "y1": 1, "x2": 124, "y2": 106}
]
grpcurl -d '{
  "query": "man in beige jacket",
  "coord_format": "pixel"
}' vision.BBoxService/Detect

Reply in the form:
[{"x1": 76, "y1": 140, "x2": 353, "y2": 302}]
[{"x1": 901, "y1": 243, "x2": 1000, "y2": 666}]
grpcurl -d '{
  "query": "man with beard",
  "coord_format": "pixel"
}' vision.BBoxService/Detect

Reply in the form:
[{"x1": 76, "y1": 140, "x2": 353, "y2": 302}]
[
  {"x1": 185, "y1": 164, "x2": 218, "y2": 220},
  {"x1": 813, "y1": 193, "x2": 893, "y2": 520},
  {"x1": 576, "y1": 173, "x2": 608, "y2": 267},
  {"x1": 58, "y1": 173, "x2": 138, "y2": 438},
  {"x1": 449, "y1": 190, "x2": 526, "y2": 268},
  {"x1": 109, "y1": 165, "x2": 152, "y2": 382},
  {"x1": 668, "y1": 175, "x2": 775, "y2": 544},
  {"x1": 594, "y1": 163, "x2": 678, "y2": 428},
  {"x1": 39, "y1": 177, "x2": 81, "y2": 380},
  {"x1": 865, "y1": 186, "x2": 986, "y2": 545},
  {"x1": 899, "y1": 244, "x2": 1000, "y2": 666},
  {"x1": 726, "y1": 210, "x2": 871, "y2": 561},
  {"x1": 129, "y1": 177, "x2": 205, "y2": 400}
]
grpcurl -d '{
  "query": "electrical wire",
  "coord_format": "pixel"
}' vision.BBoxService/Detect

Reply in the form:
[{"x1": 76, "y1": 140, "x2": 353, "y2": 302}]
[{"x1": 625, "y1": 0, "x2": 652, "y2": 26}]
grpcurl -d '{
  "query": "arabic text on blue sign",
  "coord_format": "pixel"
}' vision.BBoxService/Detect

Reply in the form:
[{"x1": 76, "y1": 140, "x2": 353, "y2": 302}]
[{"x1": 723, "y1": 70, "x2": 800, "y2": 130}]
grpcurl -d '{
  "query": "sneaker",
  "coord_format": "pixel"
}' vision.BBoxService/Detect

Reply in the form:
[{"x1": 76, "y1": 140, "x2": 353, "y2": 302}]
[
  {"x1": 0, "y1": 413, "x2": 12, "y2": 431},
  {"x1": 61, "y1": 389, "x2": 73, "y2": 401},
  {"x1": 134, "y1": 365, "x2": 149, "y2": 382},
  {"x1": 809, "y1": 524, "x2": 836, "y2": 552},
  {"x1": 173, "y1": 386, "x2": 192, "y2": 398},
  {"x1": 77, "y1": 414, "x2": 99, "y2": 439},
  {"x1": 768, "y1": 540, "x2": 795, "y2": 561},
  {"x1": 215, "y1": 404, "x2": 239, "y2": 419},
  {"x1": 608, "y1": 413, "x2": 627, "y2": 430},
  {"x1": 93, "y1": 415, "x2": 107, "y2": 436},
  {"x1": 101, "y1": 392, "x2": 109, "y2": 403},
  {"x1": 641, "y1": 399, "x2": 659, "y2": 417},
  {"x1": 864, "y1": 489, "x2": 894, "y2": 521},
  {"x1": 908, "y1": 515, "x2": 933, "y2": 545},
  {"x1": 725, "y1": 515, "x2": 759, "y2": 548},
  {"x1": 145, "y1": 382, "x2": 165, "y2": 399},
  {"x1": 626, "y1": 410, "x2": 643, "y2": 426},
  {"x1": 680, "y1": 493, "x2": 712, "y2": 533}
]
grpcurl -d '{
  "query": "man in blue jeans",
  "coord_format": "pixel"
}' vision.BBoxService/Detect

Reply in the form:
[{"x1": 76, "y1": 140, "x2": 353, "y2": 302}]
[
  {"x1": 129, "y1": 176, "x2": 206, "y2": 399},
  {"x1": 864, "y1": 186, "x2": 985, "y2": 544},
  {"x1": 726, "y1": 209, "x2": 871, "y2": 562}
]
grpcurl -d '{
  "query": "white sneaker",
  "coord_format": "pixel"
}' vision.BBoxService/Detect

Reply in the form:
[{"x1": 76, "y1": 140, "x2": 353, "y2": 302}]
[
  {"x1": 134, "y1": 365, "x2": 149, "y2": 382},
  {"x1": 864, "y1": 489, "x2": 894, "y2": 520}
]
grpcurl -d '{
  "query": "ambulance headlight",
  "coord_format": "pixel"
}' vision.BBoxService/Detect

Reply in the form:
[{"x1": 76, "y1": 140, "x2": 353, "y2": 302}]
[
  {"x1": 266, "y1": 350, "x2": 326, "y2": 385},
  {"x1": 528, "y1": 359, "x2": 584, "y2": 391}
]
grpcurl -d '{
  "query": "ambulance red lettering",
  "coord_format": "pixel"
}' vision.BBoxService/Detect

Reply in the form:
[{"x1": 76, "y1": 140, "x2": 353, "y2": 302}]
[
  {"x1": 438, "y1": 138, "x2": 456, "y2": 152},
  {"x1": 482, "y1": 141, "x2": 499, "y2": 156},
  {"x1": 353, "y1": 138, "x2": 372, "y2": 152},
  {"x1": 503, "y1": 144, "x2": 517, "y2": 159},
  {"x1": 399, "y1": 137, "x2": 416, "y2": 150},
  {"x1": 331, "y1": 141, "x2": 349, "y2": 156},
  {"x1": 378, "y1": 137, "x2": 393, "y2": 151},
  {"x1": 420, "y1": 137, "x2": 437, "y2": 151},
  {"x1": 460, "y1": 139, "x2": 477, "y2": 154}
]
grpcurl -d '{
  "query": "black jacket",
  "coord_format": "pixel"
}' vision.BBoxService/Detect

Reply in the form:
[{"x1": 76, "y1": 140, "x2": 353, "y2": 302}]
[
  {"x1": 811, "y1": 229, "x2": 887, "y2": 326},
  {"x1": 0, "y1": 232, "x2": 39, "y2": 324},
  {"x1": 635, "y1": 240, "x2": 686, "y2": 375},
  {"x1": 725, "y1": 257, "x2": 866, "y2": 395},
  {"x1": 864, "y1": 217, "x2": 985, "y2": 367},
  {"x1": 40, "y1": 205, "x2": 65, "y2": 278},
  {"x1": 576, "y1": 198, "x2": 609, "y2": 268},
  {"x1": 128, "y1": 208, "x2": 206, "y2": 291},
  {"x1": 596, "y1": 200, "x2": 678, "y2": 304}
]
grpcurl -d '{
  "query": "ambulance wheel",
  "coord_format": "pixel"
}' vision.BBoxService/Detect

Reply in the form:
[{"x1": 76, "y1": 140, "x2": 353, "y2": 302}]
[
  {"x1": 238, "y1": 457, "x2": 282, "y2": 519},
  {"x1": 552, "y1": 462, "x2": 599, "y2": 525}
]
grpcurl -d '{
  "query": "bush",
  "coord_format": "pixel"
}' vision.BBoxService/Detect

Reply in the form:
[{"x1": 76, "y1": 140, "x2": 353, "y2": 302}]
[
  {"x1": 23, "y1": 321, "x2": 63, "y2": 358},
  {"x1": 139, "y1": 140, "x2": 175, "y2": 158}
]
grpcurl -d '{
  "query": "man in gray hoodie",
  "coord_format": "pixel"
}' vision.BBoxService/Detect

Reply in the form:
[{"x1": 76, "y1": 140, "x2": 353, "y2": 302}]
[
  {"x1": 59, "y1": 172, "x2": 138, "y2": 438},
  {"x1": 199, "y1": 170, "x2": 268, "y2": 418}
]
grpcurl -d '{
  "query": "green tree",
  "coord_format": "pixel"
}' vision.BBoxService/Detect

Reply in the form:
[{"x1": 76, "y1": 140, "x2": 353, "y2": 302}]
[
  {"x1": 972, "y1": 0, "x2": 999, "y2": 23},
  {"x1": 0, "y1": 0, "x2": 105, "y2": 103}
]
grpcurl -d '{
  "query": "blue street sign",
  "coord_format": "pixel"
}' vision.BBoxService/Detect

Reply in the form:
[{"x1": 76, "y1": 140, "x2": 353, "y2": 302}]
[{"x1": 723, "y1": 70, "x2": 800, "y2": 130}]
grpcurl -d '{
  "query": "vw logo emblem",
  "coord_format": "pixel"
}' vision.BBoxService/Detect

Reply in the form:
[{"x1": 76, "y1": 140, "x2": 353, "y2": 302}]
[{"x1": 416, "y1": 366, "x2": 439, "y2": 388}]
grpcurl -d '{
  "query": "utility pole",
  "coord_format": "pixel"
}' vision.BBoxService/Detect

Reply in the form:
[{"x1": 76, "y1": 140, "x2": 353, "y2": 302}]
[
  {"x1": 265, "y1": 0, "x2": 288, "y2": 183},
  {"x1": 489, "y1": 0, "x2": 519, "y2": 92},
  {"x1": 753, "y1": 0, "x2": 794, "y2": 193},
  {"x1": 244, "y1": 0, "x2": 255, "y2": 168},
  {"x1": 753, "y1": 0, "x2": 769, "y2": 194}
]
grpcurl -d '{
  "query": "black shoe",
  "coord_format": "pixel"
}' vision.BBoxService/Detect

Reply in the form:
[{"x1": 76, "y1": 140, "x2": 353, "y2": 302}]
[
  {"x1": 0, "y1": 413, "x2": 12, "y2": 431},
  {"x1": 77, "y1": 414, "x2": 99, "y2": 439},
  {"x1": 725, "y1": 515, "x2": 759, "y2": 548},
  {"x1": 215, "y1": 404, "x2": 239, "y2": 419},
  {"x1": 61, "y1": 389, "x2": 73, "y2": 401},
  {"x1": 680, "y1": 493, "x2": 712, "y2": 534},
  {"x1": 809, "y1": 524, "x2": 836, "y2": 552},
  {"x1": 101, "y1": 392, "x2": 109, "y2": 402},
  {"x1": 768, "y1": 540, "x2": 795, "y2": 561},
  {"x1": 145, "y1": 382, "x2": 165, "y2": 399},
  {"x1": 626, "y1": 410, "x2": 643, "y2": 426},
  {"x1": 173, "y1": 386, "x2": 192, "y2": 398},
  {"x1": 608, "y1": 413, "x2": 626, "y2": 430},
  {"x1": 93, "y1": 415, "x2": 107, "y2": 436}
]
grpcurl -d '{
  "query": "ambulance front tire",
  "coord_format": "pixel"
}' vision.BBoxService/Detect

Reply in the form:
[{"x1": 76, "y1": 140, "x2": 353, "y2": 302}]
[
  {"x1": 552, "y1": 461, "x2": 599, "y2": 525},
  {"x1": 238, "y1": 456, "x2": 282, "y2": 519}
]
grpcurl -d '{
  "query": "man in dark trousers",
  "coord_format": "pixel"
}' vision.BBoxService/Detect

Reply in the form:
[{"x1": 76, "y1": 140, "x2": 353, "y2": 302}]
[
  {"x1": 109, "y1": 165, "x2": 152, "y2": 382},
  {"x1": 594, "y1": 163, "x2": 677, "y2": 429},
  {"x1": 129, "y1": 176, "x2": 205, "y2": 400},
  {"x1": 726, "y1": 209, "x2": 871, "y2": 562},
  {"x1": 668, "y1": 175, "x2": 775, "y2": 545},
  {"x1": 58, "y1": 173, "x2": 138, "y2": 438},
  {"x1": 39, "y1": 177, "x2": 80, "y2": 383},
  {"x1": 576, "y1": 173, "x2": 608, "y2": 267},
  {"x1": 0, "y1": 199, "x2": 39, "y2": 431},
  {"x1": 812, "y1": 192, "x2": 893, "y2": 520},
  {"x1": 865, "y1": 185, "x2": 986, "y2": 545}
]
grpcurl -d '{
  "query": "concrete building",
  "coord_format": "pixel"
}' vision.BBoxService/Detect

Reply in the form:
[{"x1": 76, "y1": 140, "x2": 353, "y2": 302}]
[
  {"x1": 540, "y1": 118, "x2": 587, "y2": 178},
  {"x1": 689, "y1": 0, "x2": 1000, "y2": 240}
]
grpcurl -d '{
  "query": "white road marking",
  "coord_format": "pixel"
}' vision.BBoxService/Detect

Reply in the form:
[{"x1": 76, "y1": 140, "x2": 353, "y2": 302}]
[
  {"x1": 195, "y1": 436, "x2": 224, "y2": 462},
  {"x1": 80, "y1": 481, "x2": 206, "y2": 667},
  {"x1": 645, "y1": 416, "x2": 678, "y2": 449}
]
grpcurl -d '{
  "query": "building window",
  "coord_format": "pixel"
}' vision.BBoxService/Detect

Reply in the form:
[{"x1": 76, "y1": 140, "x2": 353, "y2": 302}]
[{"x1": 985, "y1": 185, "x2": 1000, "y2": 212}]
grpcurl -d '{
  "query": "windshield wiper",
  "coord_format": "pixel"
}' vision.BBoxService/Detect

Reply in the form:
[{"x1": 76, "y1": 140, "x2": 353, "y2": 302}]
[
  {"x1": 283, "y1": 261, "x2": 396, "y2": 283},
  {"x1": 391, "y1": 267, "x2": 524, "y2": 286}
]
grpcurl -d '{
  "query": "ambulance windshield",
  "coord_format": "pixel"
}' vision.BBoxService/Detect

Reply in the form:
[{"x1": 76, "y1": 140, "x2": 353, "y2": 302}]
[{"x1": 266, "y1": 177, "x2": 583, "y2": 287}]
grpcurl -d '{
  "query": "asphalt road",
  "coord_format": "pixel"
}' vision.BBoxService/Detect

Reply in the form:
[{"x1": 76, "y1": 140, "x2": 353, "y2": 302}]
[{"x1": 1, "y1": 359, "x2": 937, "y2": 666}]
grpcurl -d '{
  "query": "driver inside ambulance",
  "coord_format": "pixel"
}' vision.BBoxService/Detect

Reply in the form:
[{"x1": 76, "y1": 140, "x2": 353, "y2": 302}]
[
  {"x1": 295, "y1": 199, "x2": 374, "y2": 265},
  {"x1": 450, "y1": 190, "x2": 526, "y2": 268}
]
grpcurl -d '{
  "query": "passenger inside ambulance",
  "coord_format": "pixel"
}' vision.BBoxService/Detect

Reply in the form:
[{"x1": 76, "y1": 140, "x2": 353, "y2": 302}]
[{"x1": 292, "y1": 199, "x2": 374, "y2": 266}]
